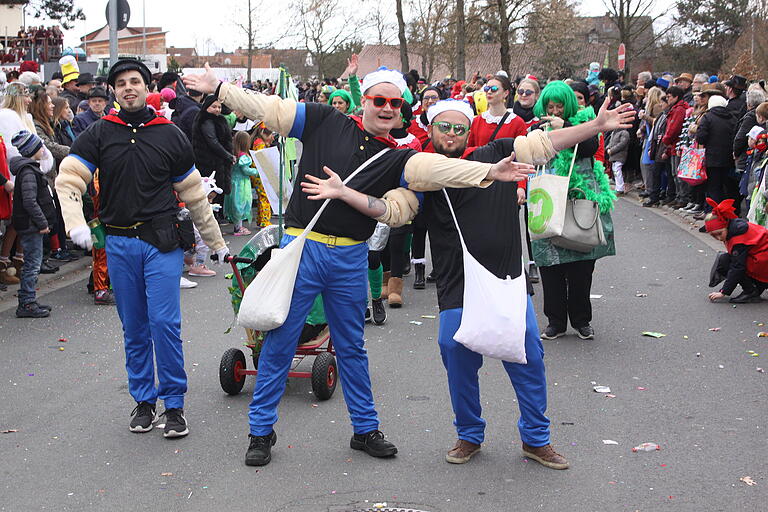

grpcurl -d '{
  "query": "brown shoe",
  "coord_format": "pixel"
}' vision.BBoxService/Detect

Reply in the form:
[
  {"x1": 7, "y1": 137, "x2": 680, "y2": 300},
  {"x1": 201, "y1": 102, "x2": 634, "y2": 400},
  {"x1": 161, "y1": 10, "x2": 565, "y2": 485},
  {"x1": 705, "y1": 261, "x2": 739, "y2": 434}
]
[
  {"x1": 387, "y1": 277, "x2": 403, "y2": 308},
  {"x1": 521, "y1": 443, "x2": 569, "y2": 470},
  {"x1": 0, "y1": 260, "x2": 19, "y2": 285},
  {"x1": 381, "y1": 271, "x2": 391, "y2": 298},
  {"x1": 446, "y1": 439, "x2": 481, "y2": 464}
]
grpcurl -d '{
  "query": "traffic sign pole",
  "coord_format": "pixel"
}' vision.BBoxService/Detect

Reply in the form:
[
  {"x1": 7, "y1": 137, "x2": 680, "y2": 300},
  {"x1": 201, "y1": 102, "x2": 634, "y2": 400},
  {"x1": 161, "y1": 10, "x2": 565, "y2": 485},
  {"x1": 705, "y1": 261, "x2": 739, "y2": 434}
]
[{"x1": 108, "y1": 0, "x2": 118, "y2": 66}]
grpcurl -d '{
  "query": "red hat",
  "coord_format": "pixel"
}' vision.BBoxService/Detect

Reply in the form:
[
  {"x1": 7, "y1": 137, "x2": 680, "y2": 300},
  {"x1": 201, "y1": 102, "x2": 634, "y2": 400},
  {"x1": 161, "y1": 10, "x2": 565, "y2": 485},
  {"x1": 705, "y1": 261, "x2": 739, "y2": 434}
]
[
  {"x1": 146, "y1": 92, "x2": 162, "y2": 112},
  {"x1": 704, "y1": 198, "x2": 737, "y2": 232},
  {"x1": 20, "y1": 60, "x2": 39, "y2": 73}
]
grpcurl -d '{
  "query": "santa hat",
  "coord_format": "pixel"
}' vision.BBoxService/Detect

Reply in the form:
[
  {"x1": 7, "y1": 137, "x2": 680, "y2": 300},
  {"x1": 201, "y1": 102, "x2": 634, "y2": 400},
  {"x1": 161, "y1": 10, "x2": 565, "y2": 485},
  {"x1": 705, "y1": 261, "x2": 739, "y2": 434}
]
[
  {"x1": 59, "y1": 55, "x2": 79, "y2": 85},
  {"x1": 704, "y1": 198, "x2": 738, "y2": 232}
]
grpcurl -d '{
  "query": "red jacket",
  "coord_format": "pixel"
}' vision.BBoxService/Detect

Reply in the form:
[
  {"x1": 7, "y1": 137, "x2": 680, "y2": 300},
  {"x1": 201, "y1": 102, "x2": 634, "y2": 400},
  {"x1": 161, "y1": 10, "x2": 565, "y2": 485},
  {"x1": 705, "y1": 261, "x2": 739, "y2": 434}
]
[
  {"x1": 726, "y1": 222, "x2": 768, "y2": 283},
  {"x1": 407, "y1": 117, "x2": 430, "y2": 148},
  {"x1": 467, "y1": 110, "x2": 527, "y2": 148},
  {"x1": 661, "y1": 100, "x2": 690, "y2": 156},
  {"x1": 0, "y1": 137, "x2": 11, "y2": 220}
]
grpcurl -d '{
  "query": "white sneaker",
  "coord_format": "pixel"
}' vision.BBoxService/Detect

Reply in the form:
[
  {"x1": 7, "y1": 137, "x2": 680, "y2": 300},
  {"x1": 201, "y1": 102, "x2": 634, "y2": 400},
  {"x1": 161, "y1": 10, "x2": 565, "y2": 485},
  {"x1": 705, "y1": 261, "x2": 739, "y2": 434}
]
[{"x1": 180, "y1": 276, "x2": 198, "y2": 289}]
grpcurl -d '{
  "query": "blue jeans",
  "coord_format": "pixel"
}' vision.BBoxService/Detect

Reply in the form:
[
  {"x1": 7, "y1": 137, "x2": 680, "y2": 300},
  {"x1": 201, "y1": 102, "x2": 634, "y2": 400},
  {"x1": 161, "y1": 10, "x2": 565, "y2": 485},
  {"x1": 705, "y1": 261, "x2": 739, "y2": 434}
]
[
  {"x1": 437, "y1": 296, "x2": 551, "y2": 447},
  {"x1": 249, "y1": 235, "x2": 379, "y2": 436},
  {"x1": 105, "y1": 235, "x2": 186, "y2": 409},
  {"x1": 17, "y1": 232, "x2": 43, "y2": 306}
]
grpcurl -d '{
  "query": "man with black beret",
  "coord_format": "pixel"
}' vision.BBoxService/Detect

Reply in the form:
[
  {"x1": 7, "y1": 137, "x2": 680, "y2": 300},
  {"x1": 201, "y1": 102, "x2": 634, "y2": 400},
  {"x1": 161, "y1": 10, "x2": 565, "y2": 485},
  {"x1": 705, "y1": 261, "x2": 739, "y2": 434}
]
[{"x1": 56, "y1": 59, "x2": 228, "y2": 439}]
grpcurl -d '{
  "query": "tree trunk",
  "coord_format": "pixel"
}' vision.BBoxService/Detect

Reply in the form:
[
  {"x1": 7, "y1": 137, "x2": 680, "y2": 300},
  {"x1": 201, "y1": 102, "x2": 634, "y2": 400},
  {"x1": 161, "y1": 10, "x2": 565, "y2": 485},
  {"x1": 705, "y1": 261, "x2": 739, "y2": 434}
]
[
  {"x1": 456, "y1": 0, "x2": 466, "y2": 80},
  {"x1": 396, "y1": 0, "x2": 409, "y2": 72},
  {"x1": 247, "y1": 0, "x2": 253, "y2": 83},
  {"x1": 496, "y1": 0, "x2": 511, "y2": 75}
]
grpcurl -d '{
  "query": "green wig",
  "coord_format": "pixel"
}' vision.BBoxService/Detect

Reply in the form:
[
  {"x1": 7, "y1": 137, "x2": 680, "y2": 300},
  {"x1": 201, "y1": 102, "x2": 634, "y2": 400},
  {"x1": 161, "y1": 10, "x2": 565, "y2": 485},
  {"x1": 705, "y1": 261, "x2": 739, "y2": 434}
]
[
  {"x1": 328, "y1": 89, "x2": 354, "y2": 112},
  {"x1": 533, "y1": 81, "x2": 580, "y2": 122}
]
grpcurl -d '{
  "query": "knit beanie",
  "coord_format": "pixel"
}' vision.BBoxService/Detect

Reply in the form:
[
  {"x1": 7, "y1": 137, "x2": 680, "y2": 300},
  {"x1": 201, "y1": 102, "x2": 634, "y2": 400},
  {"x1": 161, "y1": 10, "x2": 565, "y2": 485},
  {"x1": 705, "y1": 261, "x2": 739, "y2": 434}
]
[{"x1": 12, "y1": 130, "x2": 43, "y2": 158}]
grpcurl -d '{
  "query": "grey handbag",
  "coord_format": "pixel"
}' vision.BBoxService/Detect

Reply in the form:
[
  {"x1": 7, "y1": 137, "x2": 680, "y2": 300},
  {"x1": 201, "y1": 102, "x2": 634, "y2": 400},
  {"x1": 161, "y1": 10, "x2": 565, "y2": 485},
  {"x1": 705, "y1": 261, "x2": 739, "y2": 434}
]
[{"x1": 551, "y1": 188, "x2": 607, "y2": 253}]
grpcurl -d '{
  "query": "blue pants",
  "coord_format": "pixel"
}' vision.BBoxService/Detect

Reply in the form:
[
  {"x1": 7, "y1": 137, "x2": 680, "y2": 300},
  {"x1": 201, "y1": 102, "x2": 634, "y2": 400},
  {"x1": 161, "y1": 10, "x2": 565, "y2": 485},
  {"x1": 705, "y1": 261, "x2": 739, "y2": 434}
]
[
  {"x1": 105, "y1": 235, "x2": 186, "y2": 409},
  {"x1": 17, "y1": 232, "x2": 43, "y2": 306},
  {"x1": 437, "y1": 296, "x2": 550, "y2": 447},
  {"x1": 249, "y1": 235, "x2": 378, "y2": 436}
]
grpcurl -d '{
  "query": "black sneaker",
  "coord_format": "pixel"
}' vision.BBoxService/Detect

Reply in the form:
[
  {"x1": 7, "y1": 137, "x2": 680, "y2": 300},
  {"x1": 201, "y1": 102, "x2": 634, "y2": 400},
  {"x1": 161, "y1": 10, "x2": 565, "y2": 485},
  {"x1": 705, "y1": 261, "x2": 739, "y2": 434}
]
[
  {"x1": 34, "y1": 302, "x2": 52, "y2": 312},
  {"x1": 94, "y1": 289, "x2": 116, "y2": 305},
  {"x1": 16, "y1": 302, "x2": 50, "y2": 318},
  {"x1": 426, "y1": 270, "x2": 437, "y2": 283},
  {"x1": 129, "y1": 401, "x2": 157, "y2": 433},
  {"x1": 642, "y1": 199, "x2": 660, "y2": 207},
  {"x1": 350, "y1": 430, "x2": 398, "y2": 457},
  {"x1": 540, "y1": 325, "x2": 565, "y2": 340},
  {"x1": 729, "y1": 291, "x2": 763, "y2": 304},
  {"x1": 371, "y1": 298, "x2": 387, "y2": 325},
  {"x1": 40, "y1": 260, "x2": 59, "y2": 274},
  {"x1": 365, "y1": 306, "x2": 372, "y2": 323},
  {"x1": 161, "y1": 408, "x2": 189, "y2": 438},
  {"x1": 576, "y1": 325, "x2": 595, "y2": 340},
  {"x1": 245, "y1": 431, "x2": 277, "y2": 466}
]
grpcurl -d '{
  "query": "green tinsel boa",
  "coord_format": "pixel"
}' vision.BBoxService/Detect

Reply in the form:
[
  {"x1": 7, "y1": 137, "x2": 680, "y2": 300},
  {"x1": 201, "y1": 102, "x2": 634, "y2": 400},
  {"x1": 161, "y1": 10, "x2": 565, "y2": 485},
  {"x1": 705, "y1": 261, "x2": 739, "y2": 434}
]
[{"x1": 548, "y1": 107, "x2": 617, "y2": 213}]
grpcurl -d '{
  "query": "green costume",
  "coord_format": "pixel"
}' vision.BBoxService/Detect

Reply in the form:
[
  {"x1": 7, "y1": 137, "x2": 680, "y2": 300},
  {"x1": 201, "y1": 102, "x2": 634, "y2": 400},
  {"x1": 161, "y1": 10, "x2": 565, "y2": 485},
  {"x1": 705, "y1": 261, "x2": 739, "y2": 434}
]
[{"x1": 531, "y1": 81, "x2": 617, "y2": 267}]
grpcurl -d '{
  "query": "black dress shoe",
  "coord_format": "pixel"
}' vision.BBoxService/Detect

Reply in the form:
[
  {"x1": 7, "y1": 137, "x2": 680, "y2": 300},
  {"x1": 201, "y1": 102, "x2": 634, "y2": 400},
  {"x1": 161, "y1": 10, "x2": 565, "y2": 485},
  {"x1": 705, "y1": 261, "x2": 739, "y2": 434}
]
[
  {"x1": 426, "y1": 270, "x2": 436, "y2": 283},
  {"x1": 729, "y1": 291, "x2": 763, "y2": 303},
  {"x1": 350, "y1": 430, "x2": 397, "y2": 457},
  {"x1": 642, "y1": 200, "x2": 660, "y2": 207},
  {"x1": 638, "y1": 191, "x2": 650, "y2": 198},
  {"x1": 245, "y1": 431, "x2": 277, "y2": 466},
  {"x1": 40, "y1": 260, "x2": 59, "y2": 274},
  {"x1": 413, "y1": 263, "x2": 425, "y2": 289}
]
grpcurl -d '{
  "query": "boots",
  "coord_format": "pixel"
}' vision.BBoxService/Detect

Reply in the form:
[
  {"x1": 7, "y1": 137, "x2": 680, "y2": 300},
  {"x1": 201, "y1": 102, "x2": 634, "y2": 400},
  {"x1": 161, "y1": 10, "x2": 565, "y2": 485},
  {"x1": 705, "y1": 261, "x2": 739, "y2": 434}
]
[
  {"x1": 413, "y1": 263, "x2": 425, "y2": 289},
  {"x1": 381, "y1": 271, "x2": 391, "y2": 298},
  {"x1": 0, "y1": 259, "x2": 19, "y2": 285},
  {"x1": 387, "y1": 277, "x2": 403, "y2": 308}
]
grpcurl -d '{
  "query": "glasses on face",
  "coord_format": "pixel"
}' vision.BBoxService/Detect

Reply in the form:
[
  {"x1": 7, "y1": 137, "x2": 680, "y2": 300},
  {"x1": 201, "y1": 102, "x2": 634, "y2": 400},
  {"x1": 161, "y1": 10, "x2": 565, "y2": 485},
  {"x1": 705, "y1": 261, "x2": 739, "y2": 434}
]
[
  {"x1": 483, "y1": 85, "x2": 500, "y2": 93},
  {"x1": 433, "y1": 121, "x2": 469, "y2": 136},
  {"x1": 518, "y1": 89, "x2": 536, "y2": 97},
  {"x1": 364, "y1": 95, "x2": 404, "y2": 109},
  {"x1": 423, "y1": 95, "x2": 439, "y2": 102}
]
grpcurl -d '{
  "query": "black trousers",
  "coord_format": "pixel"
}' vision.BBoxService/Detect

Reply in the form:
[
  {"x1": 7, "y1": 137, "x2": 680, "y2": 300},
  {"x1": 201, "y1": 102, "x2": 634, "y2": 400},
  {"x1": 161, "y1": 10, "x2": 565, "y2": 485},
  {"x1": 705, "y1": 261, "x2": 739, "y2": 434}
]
[
  {"x1": 411, "y1": 212, "x2": 427, "y2": 260},
  {"x1": 716, "y1": 253, "x2": 768, "y2": 295},
  {"x1": 538, "y1": 259, "x2": 596, "y2": 330},
  {"x1": 381, "y1": 225, "x2": 410, "y2": 278}
]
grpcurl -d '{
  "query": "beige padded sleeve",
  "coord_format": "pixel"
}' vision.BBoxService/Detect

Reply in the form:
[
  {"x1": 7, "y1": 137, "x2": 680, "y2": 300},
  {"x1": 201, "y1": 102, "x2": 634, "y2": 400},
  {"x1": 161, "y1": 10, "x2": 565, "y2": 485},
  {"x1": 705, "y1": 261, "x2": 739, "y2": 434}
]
[
  {"x1": 513, "y1": 129, "x2": 557, "y2": 166},
  {"x1": 403, "y1": 152, "x2": 494, "y2": 192},
  {"x1": 218, "y1": 82, "x2": 297, "y2": 137},
  {"x1": 374, "y1": 187, "x2": 420, "y2": 227},
  {"x1": 173, "y1": 170, "x2": 226, "y2": 252},
  {"x1": 54, "y1": 156, "x2": 92, "y2": 235}
]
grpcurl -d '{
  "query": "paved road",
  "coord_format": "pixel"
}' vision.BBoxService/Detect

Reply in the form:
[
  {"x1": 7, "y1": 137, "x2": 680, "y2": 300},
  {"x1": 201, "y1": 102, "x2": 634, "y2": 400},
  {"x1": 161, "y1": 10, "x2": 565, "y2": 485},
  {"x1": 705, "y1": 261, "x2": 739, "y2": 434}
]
[{"x1": 1, "y1": 199, "x2": 766, "y2": 511}]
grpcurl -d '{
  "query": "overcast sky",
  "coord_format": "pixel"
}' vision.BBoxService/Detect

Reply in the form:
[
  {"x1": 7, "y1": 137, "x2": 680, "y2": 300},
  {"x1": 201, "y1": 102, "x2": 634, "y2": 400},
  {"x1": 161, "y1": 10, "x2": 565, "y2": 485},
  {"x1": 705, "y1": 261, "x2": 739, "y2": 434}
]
[{"x1": 53, "y1": 0, "x2": 619, "y2": 54}]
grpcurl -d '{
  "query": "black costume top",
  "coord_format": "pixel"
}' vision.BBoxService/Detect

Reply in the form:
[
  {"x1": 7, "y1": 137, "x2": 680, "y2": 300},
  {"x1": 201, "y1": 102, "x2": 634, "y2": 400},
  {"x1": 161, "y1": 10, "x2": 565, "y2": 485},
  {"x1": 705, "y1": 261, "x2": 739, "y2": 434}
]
[
  {"x1": 284, "y1": 103, "x2": 416, "y2": 241},
  {"x1": 424, "y1": 139, "x2": 524, "y2": 311},
  {"x1": 69, "y1": 107, "x2": 196, "y2": 227}
]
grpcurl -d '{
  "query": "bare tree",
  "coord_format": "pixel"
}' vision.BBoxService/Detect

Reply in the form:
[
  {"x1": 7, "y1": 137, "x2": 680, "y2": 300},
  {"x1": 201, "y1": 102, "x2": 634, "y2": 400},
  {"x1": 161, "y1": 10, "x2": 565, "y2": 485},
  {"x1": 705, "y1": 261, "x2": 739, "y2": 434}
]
[
  {"x1": 396, "y1": 0, "x2": 410, "y2": 72},
  {"x1": 232, "y1": 0, "x2": 261, "y2": 83},
  {"x1": 456, "y1": 0, "x2": 466, "y2": 80},
  {"x1": 407, "y1": 0, "x2": 452, "y2": 80},
  {"x1": 294, "y1": 0, "x2": 361, "y2": 78},
  {"x1": 525, "y1": 0, "x2": 579, "y2": 79},
  {"x1": 369, "y1": 3, "x2": 396, "y2": 44},
  {"x1": 485, "y1": 0, "x2": 531, "y2": 75},
  {"x1": 602, "y1": 0, "x2": 674, "y2": 78}
]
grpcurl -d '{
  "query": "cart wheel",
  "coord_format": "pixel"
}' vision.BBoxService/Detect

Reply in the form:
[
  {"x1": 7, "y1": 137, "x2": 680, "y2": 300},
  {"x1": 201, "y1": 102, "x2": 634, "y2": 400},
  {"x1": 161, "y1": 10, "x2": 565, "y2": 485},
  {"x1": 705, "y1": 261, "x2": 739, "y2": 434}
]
[
  {"x1": 220, "y1": 348, "x2": 247, "y2": 395},
  {"x1": 311, "y1": 352, "x2": 337, "y2": 401}
]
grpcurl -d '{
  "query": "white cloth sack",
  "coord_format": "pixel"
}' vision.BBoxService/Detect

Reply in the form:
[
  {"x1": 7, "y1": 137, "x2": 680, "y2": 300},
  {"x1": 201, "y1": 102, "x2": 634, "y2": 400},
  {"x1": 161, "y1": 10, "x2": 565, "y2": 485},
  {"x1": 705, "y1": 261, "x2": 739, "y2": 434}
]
[
  {"x1": 237, "y1": 148, "x2": 391, "y2": 331},
  {"x1": 443, "y1": 190, "x2": 528, "y2": 364},
  {"x1": 527, "y1": 144, "x2": 578, "y2": 241}
]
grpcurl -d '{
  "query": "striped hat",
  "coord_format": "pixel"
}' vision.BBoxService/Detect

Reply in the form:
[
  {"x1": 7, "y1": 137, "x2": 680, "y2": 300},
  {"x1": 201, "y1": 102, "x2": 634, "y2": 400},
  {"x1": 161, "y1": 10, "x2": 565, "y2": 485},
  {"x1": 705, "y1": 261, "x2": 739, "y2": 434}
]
[{"x1": 11, "y1": 130, "x2": 43, "y2": 158}]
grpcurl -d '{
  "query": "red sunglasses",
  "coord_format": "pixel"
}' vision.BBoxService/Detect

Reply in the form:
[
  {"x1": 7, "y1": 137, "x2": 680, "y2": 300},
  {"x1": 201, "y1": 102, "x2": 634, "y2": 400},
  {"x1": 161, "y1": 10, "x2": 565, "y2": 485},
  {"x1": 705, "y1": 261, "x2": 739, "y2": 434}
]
[{"x1": 364, "y1": 95, "x2": 404, "y2": 109}]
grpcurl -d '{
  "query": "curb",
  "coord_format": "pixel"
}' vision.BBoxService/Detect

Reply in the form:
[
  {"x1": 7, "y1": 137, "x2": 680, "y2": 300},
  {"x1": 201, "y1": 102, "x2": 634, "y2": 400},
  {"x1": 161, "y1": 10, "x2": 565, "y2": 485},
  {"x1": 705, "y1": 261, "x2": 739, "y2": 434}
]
[
  {"x1": 0, "y1": 255, "x2": 92, "y2": 314},
  {"x1": 621, "y1": 187, "x2": 722, "y2": 253}
]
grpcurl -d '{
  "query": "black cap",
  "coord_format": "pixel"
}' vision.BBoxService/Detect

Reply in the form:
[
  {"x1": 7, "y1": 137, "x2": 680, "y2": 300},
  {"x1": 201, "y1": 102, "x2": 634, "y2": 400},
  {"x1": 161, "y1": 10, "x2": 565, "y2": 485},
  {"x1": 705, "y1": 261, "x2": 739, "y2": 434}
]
[
  {"x1": 76, "y1": 72, "x2": 96, "y2": 86},
  {"x1": 725, "y1": 75, "x2": 748, "y2": 90},
  {"x1": 108, "y1": 58, "x2": 152, "y2": 88},
  {"x1": 87, "y1": 86, "x2": 109, "y2": 100}
]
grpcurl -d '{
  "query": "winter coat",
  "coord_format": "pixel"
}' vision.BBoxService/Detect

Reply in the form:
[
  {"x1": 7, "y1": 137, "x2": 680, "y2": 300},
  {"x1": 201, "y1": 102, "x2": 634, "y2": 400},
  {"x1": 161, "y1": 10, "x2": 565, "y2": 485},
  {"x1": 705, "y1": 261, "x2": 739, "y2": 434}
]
[
  {"x1": 192, "y1": 113, "x2": 233, "y2": 174},
  {"x1": 726, "y1": 93, "x2": 747, "y2": 120},
  {"x1": 54, "y1": 120, "x2": 75, "y2": 147},
  {"x1": 733, "y1": 110, "x2": 761, "y2": 170},
  {"x1": 170, "y1": 94, "x2": 201, "y2": 141},
  {"x1": 10, "y1": 156, "x2": 55, "y2": 234},
  {"x1": 60, "y1": 88, "x2": 84, "y2": 113},
  {"x1": 606, "y1": 129, "x2": 630, "y2": 163},
  {"x1": 696, "y1": 106, "x2": 738, "y2": 168},
  {"x1": 72, "y1": 109, "x2": 102, "y2": 136},
  {"x1": 660, "y1": 99, "x2": 689, "y2": 156},
  {"x1": 34, "y1": 120, "x2": 70, "y2": 188}
]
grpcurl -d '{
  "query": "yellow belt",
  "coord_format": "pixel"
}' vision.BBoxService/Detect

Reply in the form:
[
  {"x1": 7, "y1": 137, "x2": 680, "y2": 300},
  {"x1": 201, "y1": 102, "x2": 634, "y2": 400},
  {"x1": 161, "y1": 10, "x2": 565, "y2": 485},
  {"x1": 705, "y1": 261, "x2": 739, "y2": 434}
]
[
  {"x1": 105, "y1": 221, "x2": 145, "y2": 229},
  {"x1": 285, "y1": 227, "x2": 364, "y2": 247}
]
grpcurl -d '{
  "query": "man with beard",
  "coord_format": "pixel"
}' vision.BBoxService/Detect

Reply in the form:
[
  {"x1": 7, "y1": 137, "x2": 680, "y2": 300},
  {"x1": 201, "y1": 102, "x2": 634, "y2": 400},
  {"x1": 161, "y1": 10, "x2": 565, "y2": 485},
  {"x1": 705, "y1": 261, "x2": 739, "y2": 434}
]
[{"x1": 302, "y1": 98, "x2": 634, "y2": 469}]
